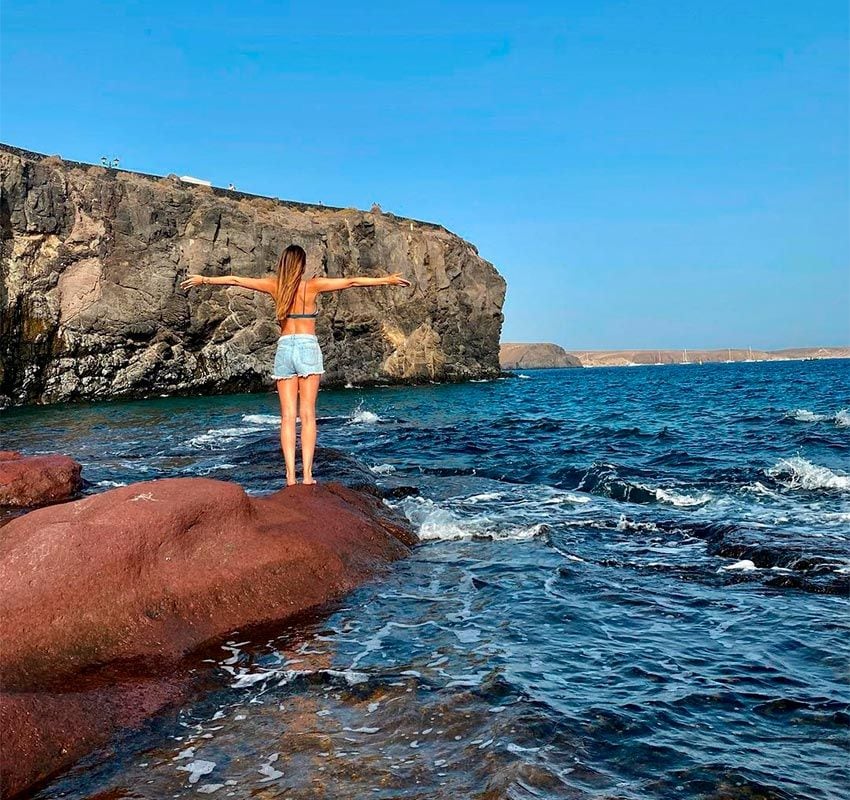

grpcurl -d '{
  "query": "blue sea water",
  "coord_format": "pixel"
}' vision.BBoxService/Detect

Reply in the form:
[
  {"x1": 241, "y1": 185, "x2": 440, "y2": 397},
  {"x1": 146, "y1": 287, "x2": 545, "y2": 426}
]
[{"x1": 2, "y1": 359, "x2": 849, "y2": 799}]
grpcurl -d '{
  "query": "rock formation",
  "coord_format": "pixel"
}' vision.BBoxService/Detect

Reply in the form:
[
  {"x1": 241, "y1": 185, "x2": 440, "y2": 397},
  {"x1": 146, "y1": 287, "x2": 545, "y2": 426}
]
[
  {"x1": 0, "y1": 451, "x2": 82, "y2": 507},
  {"x1": 0, "y1": 145, "x2": 506, "y2": 406},
  {"x1": 500, "y1": 342, "x2": 582, "y2": 370},
  {"x1": 0, "y1": 477, "x2": 416, "y2": 796}
]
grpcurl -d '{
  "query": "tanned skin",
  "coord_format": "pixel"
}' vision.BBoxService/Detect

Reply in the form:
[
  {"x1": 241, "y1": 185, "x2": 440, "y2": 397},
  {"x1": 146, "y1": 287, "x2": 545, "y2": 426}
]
[{"x1": 181, "y1": 271, "x2": 410, "y2": 485}]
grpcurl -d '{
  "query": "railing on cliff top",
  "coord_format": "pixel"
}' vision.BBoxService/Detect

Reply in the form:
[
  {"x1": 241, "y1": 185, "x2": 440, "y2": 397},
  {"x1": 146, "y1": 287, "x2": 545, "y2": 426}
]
[{"x1": 0, "y1": 142, "x2": 454, "y2": 237}]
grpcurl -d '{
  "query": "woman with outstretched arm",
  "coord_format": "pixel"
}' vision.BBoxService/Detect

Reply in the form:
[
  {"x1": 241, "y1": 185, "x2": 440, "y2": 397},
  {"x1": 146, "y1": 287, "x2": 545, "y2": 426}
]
[{"x1": 181, "y1": 245, "x2": 410, "y2": 485}]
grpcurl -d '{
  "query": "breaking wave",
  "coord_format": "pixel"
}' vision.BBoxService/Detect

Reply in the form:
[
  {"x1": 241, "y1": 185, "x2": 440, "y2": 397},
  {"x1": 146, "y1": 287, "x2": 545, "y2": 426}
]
[
  {"x1": 784, "y1": 408, "x2": 850, "y2": 427},
  {"x1": 766, "y1": 457, "x2": 850, "y2": 492},
  {"x1": 395, "y1": 496, "x2": 548, "y2": 542}
]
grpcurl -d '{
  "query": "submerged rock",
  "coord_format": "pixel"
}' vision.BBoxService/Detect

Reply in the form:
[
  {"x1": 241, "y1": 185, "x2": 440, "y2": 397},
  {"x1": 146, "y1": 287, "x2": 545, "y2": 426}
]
[
  {"x1": 0, "y1": 450, "x2": 82, "y2": 507},
  {"x1": 0, "y1": 477, "x2": 416, "y2": 796},
  {"x1": 0, "y1": 145, "x2": 506, "y2": 407}
]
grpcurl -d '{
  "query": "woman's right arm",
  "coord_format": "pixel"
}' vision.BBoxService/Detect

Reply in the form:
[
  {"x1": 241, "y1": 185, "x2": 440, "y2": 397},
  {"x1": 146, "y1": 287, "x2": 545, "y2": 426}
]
[
  {"x1": 313, "y1": 273, "x2": 411, "y2": 293},
  {"x1": 181, "y1": 275, "x2": 276, "y2": 294}
]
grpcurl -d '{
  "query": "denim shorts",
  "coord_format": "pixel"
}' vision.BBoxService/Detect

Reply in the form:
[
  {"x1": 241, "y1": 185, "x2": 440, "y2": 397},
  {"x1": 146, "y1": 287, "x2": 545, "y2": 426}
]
[{"x1": 272, "y1": 334, "x2": 325, "y2": 380}]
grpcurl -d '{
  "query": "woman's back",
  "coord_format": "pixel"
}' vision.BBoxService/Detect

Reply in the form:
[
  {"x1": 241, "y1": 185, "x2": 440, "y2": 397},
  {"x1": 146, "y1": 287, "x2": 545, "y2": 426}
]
[{"x1": 279, "y1": 279, "x2": 319, "y2": 335}]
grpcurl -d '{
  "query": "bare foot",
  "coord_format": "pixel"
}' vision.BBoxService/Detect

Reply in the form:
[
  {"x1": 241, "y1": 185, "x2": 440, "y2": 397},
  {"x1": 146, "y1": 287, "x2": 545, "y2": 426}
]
[
  {"x1": 303, "y1": 477, "x2": 317, "y2": 485},
  {"x1": 286, "y1": 474, "x2": 297, "y2": 486}
]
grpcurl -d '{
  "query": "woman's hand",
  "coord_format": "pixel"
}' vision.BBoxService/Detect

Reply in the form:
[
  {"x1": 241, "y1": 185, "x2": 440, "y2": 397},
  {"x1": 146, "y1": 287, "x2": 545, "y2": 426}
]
[
  {"x1": 180, "y1": 275, "x2": 207, "y2": 289},
  {"x1": 387, "y1": 273, "x2": 411, "y2": 287}
]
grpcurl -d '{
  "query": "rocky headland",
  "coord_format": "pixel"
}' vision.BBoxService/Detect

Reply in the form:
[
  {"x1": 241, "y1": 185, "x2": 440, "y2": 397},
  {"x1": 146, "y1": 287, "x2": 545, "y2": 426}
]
[
  {"x1": 499, "y1": 343, "x2": 582, "y2": 370},
  {"x1": 0, "y1": 144, "x2": 506, "y2": 407},
  {"x1": 0, "y1": 469, "x2": 416, "y2": 798}
]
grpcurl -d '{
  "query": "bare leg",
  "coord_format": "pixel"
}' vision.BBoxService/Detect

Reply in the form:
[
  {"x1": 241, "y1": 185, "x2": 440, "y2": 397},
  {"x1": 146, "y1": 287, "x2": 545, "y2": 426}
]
[
  {"x1": 298, "y1": 374, "x2": 321, "y2": 484},
  {"x1": 277, "y1": 378, "x2": 299, "y2": 485}
]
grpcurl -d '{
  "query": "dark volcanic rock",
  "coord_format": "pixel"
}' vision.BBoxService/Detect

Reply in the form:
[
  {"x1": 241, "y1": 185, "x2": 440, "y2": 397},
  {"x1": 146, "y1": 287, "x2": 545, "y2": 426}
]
[
  {"x1": 0, "y1": 145, "x2": 506, "y2": 406},
  {"x1": 0, "y1": 477, "x2": 416, "y2": 797},
  {"x1": 0, "y1": 450, "x2": 82, "y2": 507}
]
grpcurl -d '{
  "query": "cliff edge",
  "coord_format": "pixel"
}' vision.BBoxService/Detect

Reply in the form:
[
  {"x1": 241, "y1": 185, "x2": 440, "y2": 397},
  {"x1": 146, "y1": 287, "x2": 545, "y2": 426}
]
[{"x1": 0, "y1": 145, "x2": 506, "y2": 406}]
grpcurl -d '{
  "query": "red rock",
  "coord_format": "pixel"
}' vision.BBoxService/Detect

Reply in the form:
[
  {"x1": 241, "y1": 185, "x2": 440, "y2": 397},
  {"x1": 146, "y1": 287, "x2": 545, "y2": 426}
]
[
  {"x1": 0, "y1": 451, "x2": 82, "y2": 507},
  {"x1": 0, "y1": 478, "x2": 415, "y2": 797},
  {"x1": 1, "y1": 677, "x2": 190, "y2": 798}
]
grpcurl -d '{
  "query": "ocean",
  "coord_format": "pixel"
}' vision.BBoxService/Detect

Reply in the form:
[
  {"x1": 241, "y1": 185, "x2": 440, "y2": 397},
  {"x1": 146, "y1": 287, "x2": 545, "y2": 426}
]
[{"x1": 2, "y1": 359, "x2": 848, "y2": 799}]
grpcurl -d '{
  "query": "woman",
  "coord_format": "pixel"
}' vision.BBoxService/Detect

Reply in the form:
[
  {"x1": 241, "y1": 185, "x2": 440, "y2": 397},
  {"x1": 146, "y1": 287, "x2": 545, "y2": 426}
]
[{"x1": 181, "y1": 244, "x2": 410, "y2": 485}]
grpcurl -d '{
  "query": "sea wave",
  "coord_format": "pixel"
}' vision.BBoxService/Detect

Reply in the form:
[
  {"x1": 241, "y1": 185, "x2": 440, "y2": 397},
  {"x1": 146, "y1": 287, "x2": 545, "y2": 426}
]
[
  {"x1": 347, "y1": 404, "x2": 383, "y2": 425},
  {"x1": 369, "y1": 463, "x2": 396, "y2": 475},
  {"x1": 575, "y1": 463, "x2": 710, "y2": 507},
  {"x1": 188, "y1": 427, "x2": 264, "y2": 449},
  {"x1": 395, "y1": 496, "x2": 547, "y2": 542},
  {"x1": 242, "y1": 413, "x2": 280, "y2": 426},
  {"x1": 784, "y1": 408, "x2": 850, "y2": 427},
  {"x1": 766, "y1": 457, "x2": 850, "y2": 492}
]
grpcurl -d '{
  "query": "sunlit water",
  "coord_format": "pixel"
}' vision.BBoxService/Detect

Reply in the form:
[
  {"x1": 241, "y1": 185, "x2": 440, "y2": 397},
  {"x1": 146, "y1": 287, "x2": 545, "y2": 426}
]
[{"x1": 2, "y1": 360, "x2": 848, "y2": 799}]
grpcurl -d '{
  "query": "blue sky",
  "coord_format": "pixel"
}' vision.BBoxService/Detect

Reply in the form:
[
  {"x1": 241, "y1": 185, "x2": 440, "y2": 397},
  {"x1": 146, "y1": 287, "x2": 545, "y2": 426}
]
[{"x1": 2, "y1": 0, "x2": 847, "y2": 349}]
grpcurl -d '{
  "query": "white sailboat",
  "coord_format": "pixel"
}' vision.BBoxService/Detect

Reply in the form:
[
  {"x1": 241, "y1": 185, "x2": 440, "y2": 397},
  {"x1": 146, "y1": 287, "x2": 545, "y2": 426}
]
[
  {"x1": 744, "y1": 346, "x2": 754, "y2": 363},
  {"x1": 681, "y1": 349, "x2": 690, "y2": 365},
  {"x1": 725, "y1": 348, "x2": 734, "y2": 364}
]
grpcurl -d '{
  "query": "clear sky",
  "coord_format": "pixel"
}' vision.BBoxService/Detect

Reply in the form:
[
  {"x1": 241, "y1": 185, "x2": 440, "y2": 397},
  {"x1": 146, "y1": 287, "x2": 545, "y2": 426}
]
[{"x1": 2, "y1": 1, "x2": 847, "y2": 349}]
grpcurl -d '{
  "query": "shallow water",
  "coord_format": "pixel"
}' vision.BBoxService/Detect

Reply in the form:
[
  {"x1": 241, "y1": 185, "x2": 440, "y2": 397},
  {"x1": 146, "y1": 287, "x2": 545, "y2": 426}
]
[{"x1": 2, "y1": 360, "x2": 848, "y2": 799}]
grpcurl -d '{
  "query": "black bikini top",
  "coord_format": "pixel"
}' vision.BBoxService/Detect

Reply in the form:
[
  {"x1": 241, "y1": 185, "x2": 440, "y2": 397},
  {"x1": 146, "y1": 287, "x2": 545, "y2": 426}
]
[{"x1": 286, "y1": 280, "x2": 319, "y2": 319}]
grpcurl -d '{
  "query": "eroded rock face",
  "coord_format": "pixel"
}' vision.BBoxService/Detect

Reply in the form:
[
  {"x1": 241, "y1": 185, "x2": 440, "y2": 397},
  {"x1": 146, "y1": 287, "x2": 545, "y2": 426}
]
[
  {"x1": 0, "y1": 450, "x2": 82, "y2": 507},
  {"x1": 0, "y1": 145, "x2": 506, "y2": 406}
]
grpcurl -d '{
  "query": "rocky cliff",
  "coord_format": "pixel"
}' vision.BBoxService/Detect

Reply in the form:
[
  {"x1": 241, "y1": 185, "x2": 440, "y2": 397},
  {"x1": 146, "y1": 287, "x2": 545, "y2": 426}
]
[
  {"x1": 500, "y1": 342, "x2": 582, "y2": 369},
  {"x1": 0, "y1": 145, "x2": 505, "y2": 406}
]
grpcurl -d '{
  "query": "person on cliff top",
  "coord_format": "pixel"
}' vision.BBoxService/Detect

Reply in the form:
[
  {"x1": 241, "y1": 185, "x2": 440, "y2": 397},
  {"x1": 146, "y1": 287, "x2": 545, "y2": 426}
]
[{"x1": 181, "y1": 245, "x2": 410, "y2": 486}]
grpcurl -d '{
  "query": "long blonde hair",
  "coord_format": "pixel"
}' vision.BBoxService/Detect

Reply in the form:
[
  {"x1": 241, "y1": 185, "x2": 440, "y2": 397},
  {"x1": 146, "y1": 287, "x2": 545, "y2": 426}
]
[{"x1": 274, "y1": 244, "x2": 307, "y2": 321}]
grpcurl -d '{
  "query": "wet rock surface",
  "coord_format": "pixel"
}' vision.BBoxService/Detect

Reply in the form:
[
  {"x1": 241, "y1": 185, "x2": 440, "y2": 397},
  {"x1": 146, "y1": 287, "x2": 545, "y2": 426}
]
[
  {"x1": 0, "y1": 476, "x2": 416, "y2": 797},
  {"x1": 0, "y1": 450, "x2": 82, "y2": 507},
  {"x1": 0, "y1": 145, "x2": 506, "y2": 407}
]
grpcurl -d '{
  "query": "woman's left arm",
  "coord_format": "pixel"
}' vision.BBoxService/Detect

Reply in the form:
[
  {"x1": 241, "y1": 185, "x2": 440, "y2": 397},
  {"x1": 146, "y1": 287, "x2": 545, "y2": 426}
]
[
  {"x1": 312, "y1": 273, "x2": 411, "y2": 293},
  {"x1": 181, "y1": 275, "x2": 276, "y2": 294}
]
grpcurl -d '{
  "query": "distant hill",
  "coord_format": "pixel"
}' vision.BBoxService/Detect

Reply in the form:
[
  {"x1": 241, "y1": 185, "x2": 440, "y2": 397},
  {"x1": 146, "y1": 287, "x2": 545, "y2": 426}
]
[
  {"x1": 571, "y1": 347, "x2": 850, "y2": 367},
  {"x1": 500, "y1": 343, "x2": 582, "y2": 370},
  {"x1": 500, "y1": 344, "x2": 849, "y2": 370}
]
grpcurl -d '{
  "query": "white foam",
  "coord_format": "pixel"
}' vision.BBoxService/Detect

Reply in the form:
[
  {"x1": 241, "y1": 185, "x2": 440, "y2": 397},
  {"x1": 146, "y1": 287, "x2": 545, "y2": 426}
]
[
  {"x1": 653, "y1": 488, "x2": 711, "y2": 507},
  {"x1": 517, "y1": 374, "x2": 531, "y2": 379},
  {"x1": 616, "y1": 515, "x2": 659, "y2": 532},
  {"x1": 721, "y1": 559, "x2": 758, "y2": 572},
  {"x1": 230, "y1": 669, "x2": 277, "y2": 688},
  {"x1": 188, "y1": 427, "x2": 264, "y2": 449},
  {"x1": 396, "y1": 496, "x2": 546, "y2": 541},
  {"x1": 348, "y1": 408, "x2": 381, "y2": 424},
  {"x1": 464, "y1": 492, "x2": 503, "y2": 503},
  {"x1": 370, "y1": 463, "x2": 396, "y2": 474},
  {"x1": 96, "y1": 480, "x2": 127, "y2": 488},
  {"x1": 786, "y1": 408, "x2": 850, "y2": 427},
  {"x1": 786, "y1": 408, "x2": 829, "y2": 423},
  {"x1": 241, "y1": 413, "x2": 280, "y2": 425},
  {"x1": 766, "y1": 457, "x2": 850, "y2": 491}
]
